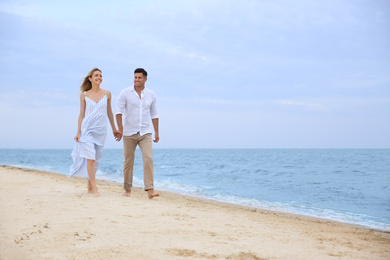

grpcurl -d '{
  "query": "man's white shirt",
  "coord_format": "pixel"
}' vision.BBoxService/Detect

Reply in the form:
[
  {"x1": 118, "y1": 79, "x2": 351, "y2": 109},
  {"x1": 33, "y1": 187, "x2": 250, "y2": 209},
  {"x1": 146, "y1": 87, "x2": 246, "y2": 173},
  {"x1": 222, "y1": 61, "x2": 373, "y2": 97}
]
[{"x1": 115, "y1": 87, "x2": 159, "y2": 137}]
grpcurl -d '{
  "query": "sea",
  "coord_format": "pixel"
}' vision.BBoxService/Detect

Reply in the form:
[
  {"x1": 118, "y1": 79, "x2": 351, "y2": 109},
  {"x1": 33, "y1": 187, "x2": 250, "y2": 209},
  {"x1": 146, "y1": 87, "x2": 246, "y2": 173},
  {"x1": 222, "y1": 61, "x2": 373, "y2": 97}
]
[{"x1": 1, "y1": 149, "x2": 389, "y2": 231}]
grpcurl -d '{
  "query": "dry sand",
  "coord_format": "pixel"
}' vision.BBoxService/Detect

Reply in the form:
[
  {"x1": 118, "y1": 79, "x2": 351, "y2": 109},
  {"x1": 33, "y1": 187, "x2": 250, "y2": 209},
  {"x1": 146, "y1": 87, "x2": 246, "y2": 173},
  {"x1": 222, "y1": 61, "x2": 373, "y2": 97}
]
[{"x1": 0, "y1": 165, "x2": 389, "y2": 260}]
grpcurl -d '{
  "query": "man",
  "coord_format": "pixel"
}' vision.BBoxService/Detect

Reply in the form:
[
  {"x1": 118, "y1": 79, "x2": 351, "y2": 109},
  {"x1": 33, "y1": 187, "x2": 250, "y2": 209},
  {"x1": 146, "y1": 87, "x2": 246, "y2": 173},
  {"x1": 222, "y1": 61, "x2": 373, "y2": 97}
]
[{"x1": 115, "y1": 68, "x2": 160, "y2": 199}]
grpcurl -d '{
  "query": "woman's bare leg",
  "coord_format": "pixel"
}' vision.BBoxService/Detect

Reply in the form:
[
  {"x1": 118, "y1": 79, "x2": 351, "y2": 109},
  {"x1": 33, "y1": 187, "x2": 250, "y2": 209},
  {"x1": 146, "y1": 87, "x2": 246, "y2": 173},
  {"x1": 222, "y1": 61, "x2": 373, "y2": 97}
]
[
  {"x1": 87, "y1": 180, "x2": 92, "y2": 193},
  {"x1": 87, "y1": 159, "x2": 99, "y2": 195}
]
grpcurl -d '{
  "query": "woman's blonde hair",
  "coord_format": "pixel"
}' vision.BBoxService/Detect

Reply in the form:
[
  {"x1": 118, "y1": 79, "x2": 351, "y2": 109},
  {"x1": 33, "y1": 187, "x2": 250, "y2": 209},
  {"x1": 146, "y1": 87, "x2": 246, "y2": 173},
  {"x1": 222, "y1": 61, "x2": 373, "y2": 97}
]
[{"x1": 80, "y1": 68, "x2": 101, "y2": 92}]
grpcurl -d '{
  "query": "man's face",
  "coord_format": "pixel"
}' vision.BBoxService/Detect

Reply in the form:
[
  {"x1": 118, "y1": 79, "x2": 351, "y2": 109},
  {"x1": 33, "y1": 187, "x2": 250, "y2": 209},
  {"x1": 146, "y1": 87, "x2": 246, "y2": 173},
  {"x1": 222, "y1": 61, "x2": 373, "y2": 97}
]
[{"x1": 134, "y1": 73, "x2": 147, "y2": 88}]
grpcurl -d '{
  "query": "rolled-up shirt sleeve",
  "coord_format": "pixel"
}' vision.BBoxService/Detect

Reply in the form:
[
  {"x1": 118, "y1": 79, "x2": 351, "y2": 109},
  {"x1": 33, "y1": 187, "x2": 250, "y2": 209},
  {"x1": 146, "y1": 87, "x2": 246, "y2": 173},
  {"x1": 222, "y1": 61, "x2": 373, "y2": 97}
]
[
  {"x1": 150, "y1": 93, "x2": 159, "y2": 119},
  {"x1": 115, "y1": 89, "x2": 126, "y2": 116}
]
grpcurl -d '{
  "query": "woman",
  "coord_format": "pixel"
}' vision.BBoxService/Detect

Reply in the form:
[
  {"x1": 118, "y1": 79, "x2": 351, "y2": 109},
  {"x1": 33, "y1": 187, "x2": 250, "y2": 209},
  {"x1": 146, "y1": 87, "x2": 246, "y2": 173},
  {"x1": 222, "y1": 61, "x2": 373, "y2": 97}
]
[{"x1": 70, "y1": 68, "x2": 121, "y2": 195}]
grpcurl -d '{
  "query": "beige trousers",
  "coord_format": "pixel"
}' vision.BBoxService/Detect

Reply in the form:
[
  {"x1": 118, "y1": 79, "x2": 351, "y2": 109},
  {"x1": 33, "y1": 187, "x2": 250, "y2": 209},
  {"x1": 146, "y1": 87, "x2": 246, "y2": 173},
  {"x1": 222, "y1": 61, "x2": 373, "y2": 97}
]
[{"x1": 123, "y1": 133, "x2": 154, "y2": 191}]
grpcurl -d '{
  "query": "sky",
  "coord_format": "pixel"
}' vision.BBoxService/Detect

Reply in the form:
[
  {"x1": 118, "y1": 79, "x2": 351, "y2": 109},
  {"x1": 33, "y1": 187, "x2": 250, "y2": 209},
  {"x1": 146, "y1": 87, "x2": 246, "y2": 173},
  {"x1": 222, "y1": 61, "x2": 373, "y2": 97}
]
[{"x1": 0, "y1": 0, "x2": 389, "y2": 149}]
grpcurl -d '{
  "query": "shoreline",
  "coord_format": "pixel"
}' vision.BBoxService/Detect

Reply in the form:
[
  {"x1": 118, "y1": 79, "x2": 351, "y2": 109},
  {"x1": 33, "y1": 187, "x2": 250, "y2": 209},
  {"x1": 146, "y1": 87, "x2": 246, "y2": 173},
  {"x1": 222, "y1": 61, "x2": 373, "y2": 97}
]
[
  {"x1": 1, "y1": 165, "x2": 389, "y2": 259},
  {"x1": 4, "y1": 163, "x2": 388, "y2": 232}
]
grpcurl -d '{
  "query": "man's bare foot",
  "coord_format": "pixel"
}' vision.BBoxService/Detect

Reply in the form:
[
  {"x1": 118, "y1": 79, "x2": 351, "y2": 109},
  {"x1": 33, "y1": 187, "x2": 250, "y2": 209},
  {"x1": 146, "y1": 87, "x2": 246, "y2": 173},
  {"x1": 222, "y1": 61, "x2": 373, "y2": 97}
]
[
  {"x1": 123, "y1": 190, "x2": 131, "y2": 197},
  {"x1": 148, "y1": 190, "x2": 160, "y2": 199}
]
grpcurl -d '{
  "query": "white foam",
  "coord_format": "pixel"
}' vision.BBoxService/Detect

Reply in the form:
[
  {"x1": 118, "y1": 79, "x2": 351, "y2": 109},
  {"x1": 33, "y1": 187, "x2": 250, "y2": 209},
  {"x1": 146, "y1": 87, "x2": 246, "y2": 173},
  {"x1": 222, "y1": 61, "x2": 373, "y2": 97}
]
[
  {"x1": 155, "y1": 183, "x2": 390, "y2": 231},
  {"x1": 7, "y1": 164, "x2": 57, "y2": 173}
]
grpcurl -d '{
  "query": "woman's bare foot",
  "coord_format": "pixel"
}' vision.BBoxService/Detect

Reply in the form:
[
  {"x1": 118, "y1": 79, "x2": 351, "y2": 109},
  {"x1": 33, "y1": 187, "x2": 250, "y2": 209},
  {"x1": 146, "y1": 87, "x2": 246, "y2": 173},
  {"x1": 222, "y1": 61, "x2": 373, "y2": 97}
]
[
  {"x1": 86, "y1": 188, "x2": 101, "y2": 197},
  {"x1": 91, "y1": 191, "x2": 101, "y2": 197},
  {"x1": 87, "y1": 181, "x2": 99, "y2": 196}
]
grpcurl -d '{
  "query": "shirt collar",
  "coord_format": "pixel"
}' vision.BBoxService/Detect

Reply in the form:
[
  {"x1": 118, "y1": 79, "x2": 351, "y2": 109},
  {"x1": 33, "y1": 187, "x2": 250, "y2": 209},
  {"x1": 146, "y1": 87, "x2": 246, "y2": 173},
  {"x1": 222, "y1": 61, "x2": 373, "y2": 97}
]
[{"x1": 132, "y1": 86, "x2": 145, "y2": 93}]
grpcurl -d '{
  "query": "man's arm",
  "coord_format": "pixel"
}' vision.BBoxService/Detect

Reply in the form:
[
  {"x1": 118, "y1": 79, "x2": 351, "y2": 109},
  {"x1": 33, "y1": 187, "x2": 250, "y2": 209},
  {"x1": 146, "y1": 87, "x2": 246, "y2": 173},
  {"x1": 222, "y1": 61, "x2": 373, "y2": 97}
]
[
  {"x1": 116, "y1": 114, "x2": 124, "y2": 136},
  {"x1": 152, "y1": 118, "x2": 159, "y2": 143},
  {"x1": 114, "y1": 89, "x2": 126, "y2": 141}
]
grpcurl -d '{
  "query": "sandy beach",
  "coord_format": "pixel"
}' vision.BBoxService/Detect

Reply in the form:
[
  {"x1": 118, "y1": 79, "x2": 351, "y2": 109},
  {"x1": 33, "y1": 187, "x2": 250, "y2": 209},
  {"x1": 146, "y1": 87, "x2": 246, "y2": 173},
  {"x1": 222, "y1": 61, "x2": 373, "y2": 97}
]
[{"x1": 0, "y1": 165, "x2": 389, "y2": 260}]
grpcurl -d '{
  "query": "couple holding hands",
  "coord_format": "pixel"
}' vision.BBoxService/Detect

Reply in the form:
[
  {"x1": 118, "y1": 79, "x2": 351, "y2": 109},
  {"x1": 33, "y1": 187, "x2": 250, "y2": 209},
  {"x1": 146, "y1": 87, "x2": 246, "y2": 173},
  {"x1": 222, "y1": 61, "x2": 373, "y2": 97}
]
[{"x1": 70, "y1": 68, "x2": 160, "y2": 199}]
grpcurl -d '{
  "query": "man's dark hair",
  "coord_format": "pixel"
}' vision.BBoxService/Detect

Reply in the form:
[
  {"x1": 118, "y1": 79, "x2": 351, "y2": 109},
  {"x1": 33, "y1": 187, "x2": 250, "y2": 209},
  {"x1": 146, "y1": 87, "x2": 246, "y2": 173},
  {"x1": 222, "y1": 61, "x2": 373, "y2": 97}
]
[{"x1": 134, "y1": 68, "x2": 147, "y2": 77}]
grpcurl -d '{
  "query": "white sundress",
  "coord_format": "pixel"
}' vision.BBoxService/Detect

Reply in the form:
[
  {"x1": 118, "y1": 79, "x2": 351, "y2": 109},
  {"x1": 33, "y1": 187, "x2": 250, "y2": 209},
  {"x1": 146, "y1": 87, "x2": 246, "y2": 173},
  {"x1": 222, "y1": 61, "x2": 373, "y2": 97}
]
[{"x1": 69, "y1": 90, "x2": 107, "y2": 178}]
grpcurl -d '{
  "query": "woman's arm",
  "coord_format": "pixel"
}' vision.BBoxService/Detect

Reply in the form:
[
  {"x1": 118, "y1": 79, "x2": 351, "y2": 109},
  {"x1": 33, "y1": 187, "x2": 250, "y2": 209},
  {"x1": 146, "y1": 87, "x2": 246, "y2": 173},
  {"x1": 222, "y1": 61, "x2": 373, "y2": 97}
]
[
  {"x1": 74, "y1": 93, "x2": 86, "y2": 142},
  {"x1": 106, "y1": 90, "x2": 122, "y2": 141}
]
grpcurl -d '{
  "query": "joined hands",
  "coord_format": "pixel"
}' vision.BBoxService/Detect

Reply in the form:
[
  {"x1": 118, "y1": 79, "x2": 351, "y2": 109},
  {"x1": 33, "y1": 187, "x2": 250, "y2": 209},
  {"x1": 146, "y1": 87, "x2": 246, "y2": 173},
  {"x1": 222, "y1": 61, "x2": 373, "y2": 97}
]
[{"x1": 114, "y1": 130, "x2": 123, "y2": 142}]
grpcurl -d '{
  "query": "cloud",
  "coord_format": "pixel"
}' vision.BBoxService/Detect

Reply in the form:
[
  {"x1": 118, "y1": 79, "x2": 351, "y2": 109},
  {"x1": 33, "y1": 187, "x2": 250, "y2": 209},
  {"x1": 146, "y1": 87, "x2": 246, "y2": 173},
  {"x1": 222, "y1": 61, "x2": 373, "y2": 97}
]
[
  {"x1": 186, "y1": 53, "x2": 209, "y2": 61},
  {"x1": 279, "y1": 99, "x2": 328, "y2": 111}
]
